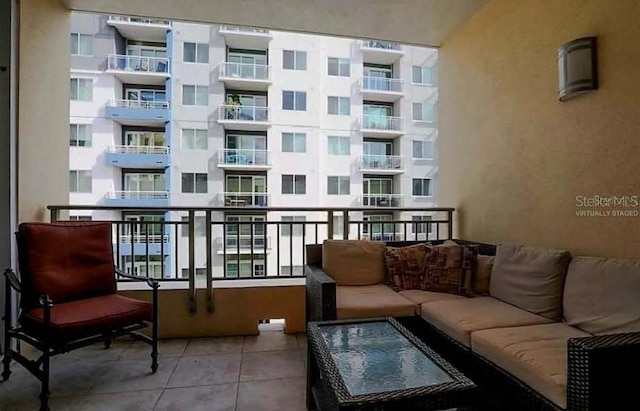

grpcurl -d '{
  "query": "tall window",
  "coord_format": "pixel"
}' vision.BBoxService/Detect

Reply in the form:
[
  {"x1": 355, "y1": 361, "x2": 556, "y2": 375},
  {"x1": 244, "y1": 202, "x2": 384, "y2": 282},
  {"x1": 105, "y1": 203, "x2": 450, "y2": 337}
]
[
  {"x1": 282, "y1": 91, "x2": 306, "y2": 111},
  {"x1": 182, "y1": 173, "x2": 208, "y2": 193},
  {"x1": 412, "y1": 140, "x2": 434, "y2": 159},
  {"x1": 327, "y1": 96, "x2": 350, "y2": 115},
  {"x1": 181, "y1": 129, "x2": 208, "y2": 149},
  {"x1": 70, "y1": 33, "x2": 93, "y2": 56},
  {"x1": 182, "y1": 85, "x2": 209, "y2": 106},
  {"x1": 412, "y1": 178, "x2": 432, "y2": 196},
  {"x1": 282, "y1": 175, "x2": 306, "y2": 194},
  {"x1": 181, "y1": 216, "x2": 207, "y2": 237},
  {"x1": 281, "y1": 216, "x2": 305, "y2": 236},
  {"x1": 327, "y1": 176, "x2": 350, "y2": 195},
  {"x1": 70, "y1": 78, "x2": 92, "y2": 101},
  {"x1": 282, "y1": 132, "x2": 306, "y2": 153},
  {"x1": 183, "y1": 42, "x2": 209, "y2": 63},
  {"x1": 69, "y1": 170, "x2": 92, "y2": 193},
  {"x1": 412, "y1": 102, "x2": 435, "y2": 122},
  {"x1": 412, "y1": 66, "x2": 435, "y2": 85},
  {"x1": 327, "y1": 57, "x2": 350, "y2": 77},
  {"x1": 412, "y1": 216, "x2": 433, "y2": 234},
  {"x1": 69, "y1": 124, "x2": 92, "y2": 147},
  {"x1": 283, "y1": 50, "x2": 307, "y2": 70},
  {"x1": 327, "y1": 136, "x2": 350, "y2": 155}
]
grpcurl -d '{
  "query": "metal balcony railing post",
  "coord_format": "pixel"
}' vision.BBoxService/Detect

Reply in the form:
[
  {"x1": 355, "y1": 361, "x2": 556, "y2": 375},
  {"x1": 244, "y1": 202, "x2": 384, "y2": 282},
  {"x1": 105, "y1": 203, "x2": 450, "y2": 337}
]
[
  {"x1": 327, "y1": 211, "x2": 334, "y2": 240},
  {"x1": 205, "y1": 211, "x2": 213, "y2": 312},
  {"x1": 447, "y1": 210, "x2": 454, "y2": 240},
  {"x1": 342, "y1": 210, "x2": 349, "y2": 239},
  {"x1": 188, "y1": 210, "x2": 196, "y2": 314}
]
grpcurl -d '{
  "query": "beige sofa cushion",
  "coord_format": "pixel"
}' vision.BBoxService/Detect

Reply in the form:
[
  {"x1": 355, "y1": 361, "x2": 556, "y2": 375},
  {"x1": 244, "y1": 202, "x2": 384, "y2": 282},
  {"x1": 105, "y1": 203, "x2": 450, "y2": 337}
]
[
  {"x1": 420, "y1": 297, "x2": 553, "y2": 347},
  {"x1": 471, "y1": 323, "x2": 591, "y2": 408},
  {"x1": 474, "y1": 255, "x2": 494, "y2": 295},
  {"x1": 399, "y1": 289, "x2": 466, "y2": 305},
  {"x1": 322, "y1": 240, "x2": 387, "y2": 286},
  {"x1": 336, "y1": 284, "x2": 417, "y2": 319},
  {"x1": 490, "y1": 244, "x2": 571, "y2": 320},
  {"x1": 564, "y1": 256, "x2": 640, "y2": 335}
]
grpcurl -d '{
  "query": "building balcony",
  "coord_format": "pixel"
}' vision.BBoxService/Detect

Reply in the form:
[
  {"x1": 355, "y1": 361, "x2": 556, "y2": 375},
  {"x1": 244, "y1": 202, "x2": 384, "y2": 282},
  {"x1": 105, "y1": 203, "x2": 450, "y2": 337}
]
[
  {"x1": 117, "y1": 234, "x2": 170, "y2": 256},
  {"x1": 105, "y1": 145, "x2": 170, "y2": 169},
  {"x1": 217, "y1": 105, "x2": 271, "y2": 131},
  {"x1": 106, "y1": 54, "x2": 171, "y2": 86},
  {"x1": 360, "y1": 77, "x2": 404, "y2": 102},
  {"x1": 104, "y1": 190, "x2": 169, "y2": 207},
  {"x1": 217, "y1": 149, "x2": 271, "y2": 171},
  {"x1": 359, "y1": 40, "x2": 404, "y2": 64},
  {"x1": 107, "y1": 16, "x2": 171, "y2": 42},
  {"x1": 219, "y1": 25, "x2": 272, "y2": 49},
  {"x1": 359, "y1": 155, "x2": 404, "y2": 174},
  {"x1": 362, "y1": 232, "x2": 406, "y2": 242},
  {"x1": 219, "y1": 192, "x2": 269, "y2": 207},
  {"x1": 360, "y1": 115, "x2": 405, "y2": 138},
  {"x1": 218, "y1": 62, "x2": 271, "y2": 91},
  {"x1": 361, "y1": 194, "x2": 404, "y2": 207},
  {"x1": 215, "y1": 235, "x2": 271, "y2": 254},
  {"x1": 105, "y1": 99, "x2": 170, "y2": 126}
]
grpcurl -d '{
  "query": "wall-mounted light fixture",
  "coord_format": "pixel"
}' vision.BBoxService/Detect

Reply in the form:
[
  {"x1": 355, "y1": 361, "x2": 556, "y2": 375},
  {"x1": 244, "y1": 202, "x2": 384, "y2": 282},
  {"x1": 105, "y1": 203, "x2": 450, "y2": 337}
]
[{"x1": 558, "y1": 36, "x2": 598, "y2": 101}]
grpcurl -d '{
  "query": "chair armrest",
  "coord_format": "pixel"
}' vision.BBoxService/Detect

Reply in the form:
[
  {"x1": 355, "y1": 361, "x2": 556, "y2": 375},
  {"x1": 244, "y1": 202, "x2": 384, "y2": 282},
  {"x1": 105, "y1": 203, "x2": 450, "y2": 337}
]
[
  {"x1": 115, "y1": 267, "x2": 160, "y2": 289},
  {"x1": 567, "y1": 332, "x2": 640, "y2": 410},
  {"x1": 4, "y1": 269, "x2": 21, "y2": 293},
  {"x1": 305, "y1": 265, "x2": 336, "y2": 322}
]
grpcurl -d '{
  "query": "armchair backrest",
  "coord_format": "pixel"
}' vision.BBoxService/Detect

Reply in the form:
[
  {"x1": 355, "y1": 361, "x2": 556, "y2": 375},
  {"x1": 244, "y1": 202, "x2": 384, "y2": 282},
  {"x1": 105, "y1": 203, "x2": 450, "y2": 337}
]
[{"x1": 16, "y1": 222, "x2": 117, "y2": 309}]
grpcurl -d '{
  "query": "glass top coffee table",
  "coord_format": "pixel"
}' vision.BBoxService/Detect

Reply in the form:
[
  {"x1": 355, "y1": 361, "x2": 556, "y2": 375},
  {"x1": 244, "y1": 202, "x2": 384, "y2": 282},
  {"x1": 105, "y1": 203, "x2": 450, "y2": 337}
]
[{"x1": 306, "y1": 318, "x2": 476, "y2": 410}]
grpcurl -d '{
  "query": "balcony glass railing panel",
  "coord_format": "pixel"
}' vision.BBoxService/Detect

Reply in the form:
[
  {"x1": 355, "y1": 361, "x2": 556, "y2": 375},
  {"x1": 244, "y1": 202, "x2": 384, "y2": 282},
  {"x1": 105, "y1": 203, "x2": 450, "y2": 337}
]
[
  {"x1": 220, "y1": 62, "x2": 270, "y2": 81},
  {"x1": 361, "y1": 194, "x2": 403, "y2": 207},
  {"x1": 362, "y1": 76, "x2": 403, "y2": 93},
  {"x1": 223, "y1": 192, "x2": 269, "y2": 207},
  {"x1": 108, "y1": 16, "x2": 171, "y2": 25},
  {"x1": 108, "y1": 99, "x2": 169, "y2": 109},
  {"x1": 108, "y1": 145, "x2": 169, "y2": 155},
  {"x1": 219, "y1": 105, "x2": 270, "y2": 122},
  {"x1": 107, "y1": 54, "x2": 170, "y2": 74},
  {"x1": 219, "y1": 149, "x2": 270, "y2": 166},
  {"x1": 220, "y1": 25, "x2": 269, "y2": 34},
  {"x1": 361, "y1": 155, "x2": 403, "y2": 170},
  {"x1": 360, "y1": 40, "x2": 402, "y2": 51},
  {"x1": 362, "y1": 115, "x2": 403, "y2": 131}
]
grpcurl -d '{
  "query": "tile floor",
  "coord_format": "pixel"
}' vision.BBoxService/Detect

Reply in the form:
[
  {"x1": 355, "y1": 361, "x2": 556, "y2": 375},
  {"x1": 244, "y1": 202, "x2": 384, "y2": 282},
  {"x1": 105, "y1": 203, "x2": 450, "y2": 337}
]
[{"x1": 0, "y1": 331, "x2": 308, "y2": 411}]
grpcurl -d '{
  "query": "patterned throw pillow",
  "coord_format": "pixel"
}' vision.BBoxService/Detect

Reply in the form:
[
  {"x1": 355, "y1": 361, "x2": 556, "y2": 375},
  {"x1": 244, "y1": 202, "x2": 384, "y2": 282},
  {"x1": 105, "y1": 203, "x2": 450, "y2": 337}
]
[
  {"x1": 421, "y1": 244, "x2": 478, "y2": 296},
  {"x1": 385, "y1": 244, "x2": 429, "y2": 291}
]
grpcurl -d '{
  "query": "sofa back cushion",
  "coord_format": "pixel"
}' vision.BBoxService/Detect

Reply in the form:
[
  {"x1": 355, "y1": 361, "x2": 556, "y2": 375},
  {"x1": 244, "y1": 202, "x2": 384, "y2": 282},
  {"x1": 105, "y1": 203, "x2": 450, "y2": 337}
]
[
  {"x1": 385, "y1": 244, "x2": 428, "y2": 291},
  {"x1": 490, "y1": 244, "x2": 571, "y2": 320},
  {"x1": 474, "y1": 255, "x2": 495, "y2": 295},
  {"x1": 564, "y1": 256, "x2": 640, "y2": 335},
  {"x1": 322, "y1": 240, "x2": 387, "y2": 286}
]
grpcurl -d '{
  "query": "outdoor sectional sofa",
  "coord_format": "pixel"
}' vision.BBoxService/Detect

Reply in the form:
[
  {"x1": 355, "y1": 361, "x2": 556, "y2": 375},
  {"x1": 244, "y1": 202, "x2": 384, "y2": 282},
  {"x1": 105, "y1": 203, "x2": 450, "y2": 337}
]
[{"x1": 305, "y1": 239, "x2": 640, "y2": 411}]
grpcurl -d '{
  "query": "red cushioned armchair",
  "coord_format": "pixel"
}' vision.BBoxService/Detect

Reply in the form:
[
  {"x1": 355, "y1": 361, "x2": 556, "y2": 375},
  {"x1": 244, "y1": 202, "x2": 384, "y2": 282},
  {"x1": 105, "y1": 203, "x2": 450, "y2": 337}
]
[{"x1": 2, "y1": 222, "x2": 159, "y2": 411}]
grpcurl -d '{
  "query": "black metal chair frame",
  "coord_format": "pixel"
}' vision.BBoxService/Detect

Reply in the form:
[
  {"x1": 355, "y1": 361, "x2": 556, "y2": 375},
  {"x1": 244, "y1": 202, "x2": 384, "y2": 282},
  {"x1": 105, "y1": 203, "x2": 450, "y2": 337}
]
[{"x1": 2, "y1": 267, "x2": 159, "y2": 411}]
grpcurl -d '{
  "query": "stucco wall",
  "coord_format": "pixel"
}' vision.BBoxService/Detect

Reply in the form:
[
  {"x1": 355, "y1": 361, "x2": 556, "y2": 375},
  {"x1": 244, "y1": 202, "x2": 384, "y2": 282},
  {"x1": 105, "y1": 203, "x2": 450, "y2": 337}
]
[{"x1": 438, "y1": 0, "x2": 640, "y2": 257}]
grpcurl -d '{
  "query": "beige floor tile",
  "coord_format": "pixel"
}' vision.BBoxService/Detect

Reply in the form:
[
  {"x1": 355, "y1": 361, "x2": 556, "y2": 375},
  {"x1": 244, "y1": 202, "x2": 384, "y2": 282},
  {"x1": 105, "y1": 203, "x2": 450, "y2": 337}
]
[
  {"x1": 167, "y1": 354, "x2": 241, "y2": 388},
  {"x1": 153, "y1": 383, "x2": 237, "y2": 411},
  {"x1": 236, "y1": 377, "x2": 306, "y2": 411},
  {"x1": 240, "y1": 350, "x2": 305, "y2": 382},
  {"x1": 69, "y1": 389, "x2": 162, "y2": 411},
  {"x1": 89, "y1": 358, "x2": 178, "y2": 394},
  {"x1": 183, "y1": 337, "x2": 244, "y2": 356},
  {"x1": 1, "y1": 395, "x2": 80, "y2": 411},
  {"x1": 120, "y1": 339, "x2": 188, "y2": 360},
  {"x1": 50, "y1": 360, "x2": 116, "y2": 397},
  {"x1": 243, "y1": 332, "x2": 299, "y2": 353}
]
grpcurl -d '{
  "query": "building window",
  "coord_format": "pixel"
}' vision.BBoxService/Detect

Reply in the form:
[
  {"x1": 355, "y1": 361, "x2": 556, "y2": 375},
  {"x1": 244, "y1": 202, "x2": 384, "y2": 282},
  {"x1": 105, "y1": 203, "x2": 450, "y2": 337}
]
[
  {"x1": 70, "y1": 78, "x2": 92, "y2": 101},
  {"x1": 70, "y1": 215, "x2": 92, "y2": 221},
  {"x1": 327, "y1": 96, "x2": 350, "y2": 115},
  {"x1": 327, "y1": 176, "x2": 350, "y2": 195},
  {"x1": 327, "y1": 57, "x2": 350, "y2": 77},
  {"x1": 181, "y1": 216, "x2": 207, "y2": 237},
  {"x1": 282, "y1": 175, "x2": 306, "y2": 194},
  {"x1": 283, "y1": 50, "x2": 307, "y2": 70},
  {"x1": 183, "y1": 42, "x2": 209, "y2": 63},
  {"x1": 281, "y1": 216, "x2": 305, "y2": 236},
  {"x1": 69, "y1": 170, "x2": 92, "y2": 193},
  {"x1": 69, "y1": 124, "x2": 92, "y2": 147},
  {"x1": 70, "y1": 33, "x2": 93, "y2": 56},
  {"x1": 181, "y1": 129, "x2": 208, "y2": 149},
  {"x1": 280, "y1": 265, "x2": 304, "y2": 276},
  {"x1": 412, "y1": 102, "x2": 435, "y2": 122},
  {"x1": 181, "y1": 173, "x2": 208, "y2": 193},
  {"x1": 182, "y1": 85, "x2": 209, "y2": 106},
  {"x1": 412, "y1": 216, "x2": 433, "y2": 234},
  {"x1": 412, "y1": 140, "x2": 434, "y2": 159},
  {"x1": 327, "y1": 136, "x2": 350, "y2": 155},
  {"x1": 282, "y1": 91, "x2": 306, "y2": 111},
  {"x1": 282, "y1": 132, "x2": 306, "y2": 153},
  {"x1": 412, "y1": 178, "x2": 432, "y2": 196},
  {"x1": 412, "y1": 66, "x2": 434, "y2": 85}
]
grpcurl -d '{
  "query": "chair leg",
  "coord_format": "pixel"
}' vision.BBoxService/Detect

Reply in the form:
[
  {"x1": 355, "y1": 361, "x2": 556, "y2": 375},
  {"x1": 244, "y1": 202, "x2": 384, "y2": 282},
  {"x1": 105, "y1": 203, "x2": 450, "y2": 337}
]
[
  {"x1": 151, "y1": 322, "x2": 158, "y2": 373},
  {"x1": 104, "y1": 338, "x2": 112, "y2": 349},
  {"x1": 1, "y1": 349, "x2": 10, "y2": 381},
  {"x1": 39, "y1": 348, "x2": 50, "y2": 411}
]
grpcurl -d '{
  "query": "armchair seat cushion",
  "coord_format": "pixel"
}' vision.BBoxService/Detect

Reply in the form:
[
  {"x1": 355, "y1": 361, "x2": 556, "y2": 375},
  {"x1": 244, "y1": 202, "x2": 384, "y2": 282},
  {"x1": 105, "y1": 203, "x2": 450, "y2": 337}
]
[
  {"x1": 336, "y1": 284, "x2": 417, "y2": 319},
  {"x1": 471, "y1": 323, "x2": 592, "y2": 408},
  {"x1": 398, "y1": 289, "x2": 466, "y2": 305},
  {"x1": 20, "y1": 294, "x2": 152, "y2": 345}
]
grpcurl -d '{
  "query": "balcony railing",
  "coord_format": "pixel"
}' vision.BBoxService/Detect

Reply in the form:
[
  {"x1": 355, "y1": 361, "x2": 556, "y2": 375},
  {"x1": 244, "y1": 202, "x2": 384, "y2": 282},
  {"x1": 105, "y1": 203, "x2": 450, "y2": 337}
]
[
  {"x1": 219, "y1": 25, "x2": 270, "y2": 34},
  {"x1": 219, "y1": 62, "x2": 270, "y2": 81},
  {"x1": 107, "y1": 54, "x2": 170, "y2": 74},
  {"x1": 221, "y1": 192, "x2": 269, "y2": 207},
  {"x1": 361, "y1": 194, "x2": 404, "y2": 207},
  {"x1": 107, "y1": 145, "x2": 169, "y2": 155},
  {"x1": 119, "y1": 234, "x2": 169, "y2": 244},
  {"x1": 360, "y1": 40, "x2": 402, "y2": 51},
  {"x1": 106, "y1": 191, "x2": 169, "y2": 200},
  {"x1": 215, "y1": 235, "x2": 271, "y2": 251},
  {"x1": 362, "y1": 115, "x2": 403, "y2": 132},
  {"x1": 218, "y1": 105, "x2": 270, "y2": 122},
  {"x1": 108, "y1": 16, "x2": 172, "y2": 26},
  {"x1": 361, "y1": 76, "x2": 404, "y2": 93},
  {"x1": 360, "y1": 155, "x2": 403, "y2": 170},
  {"x1": 107, "y1": 99, "x2": 169, "y2": 109},
  {"x1": 218, "y1": 149, "x2": 270, "y2": 166}
]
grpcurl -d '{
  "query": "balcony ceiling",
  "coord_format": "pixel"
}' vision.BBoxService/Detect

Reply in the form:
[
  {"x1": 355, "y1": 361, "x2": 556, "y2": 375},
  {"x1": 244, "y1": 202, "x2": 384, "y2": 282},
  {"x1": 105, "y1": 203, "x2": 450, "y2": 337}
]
[{"x1": 62, "y1": 0, "x2": 488, "y2": 47}]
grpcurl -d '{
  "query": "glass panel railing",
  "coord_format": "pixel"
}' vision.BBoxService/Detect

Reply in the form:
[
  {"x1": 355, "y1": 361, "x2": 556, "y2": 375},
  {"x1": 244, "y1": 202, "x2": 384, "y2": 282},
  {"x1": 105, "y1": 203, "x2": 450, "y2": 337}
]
[{"x1": 107, "y1": 54, "x2": 170, "y2": 74}]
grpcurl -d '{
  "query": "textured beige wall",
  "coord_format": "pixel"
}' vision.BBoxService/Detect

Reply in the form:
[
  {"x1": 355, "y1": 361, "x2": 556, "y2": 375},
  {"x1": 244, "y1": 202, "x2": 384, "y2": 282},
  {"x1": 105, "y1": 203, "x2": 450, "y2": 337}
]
[
  {"x1": 438, "y1": 0, "x2": 640, "y2": 258},
  {"x1": 18, "y1": 0, "x2": 70, "y2": 222}
]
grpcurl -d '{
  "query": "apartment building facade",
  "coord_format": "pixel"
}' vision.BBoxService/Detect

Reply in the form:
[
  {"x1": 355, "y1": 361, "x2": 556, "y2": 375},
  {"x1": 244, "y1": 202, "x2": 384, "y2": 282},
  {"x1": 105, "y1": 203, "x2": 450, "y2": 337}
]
[{"x1": 69, "y1": 13, "x2": 439, "y2": 279}]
